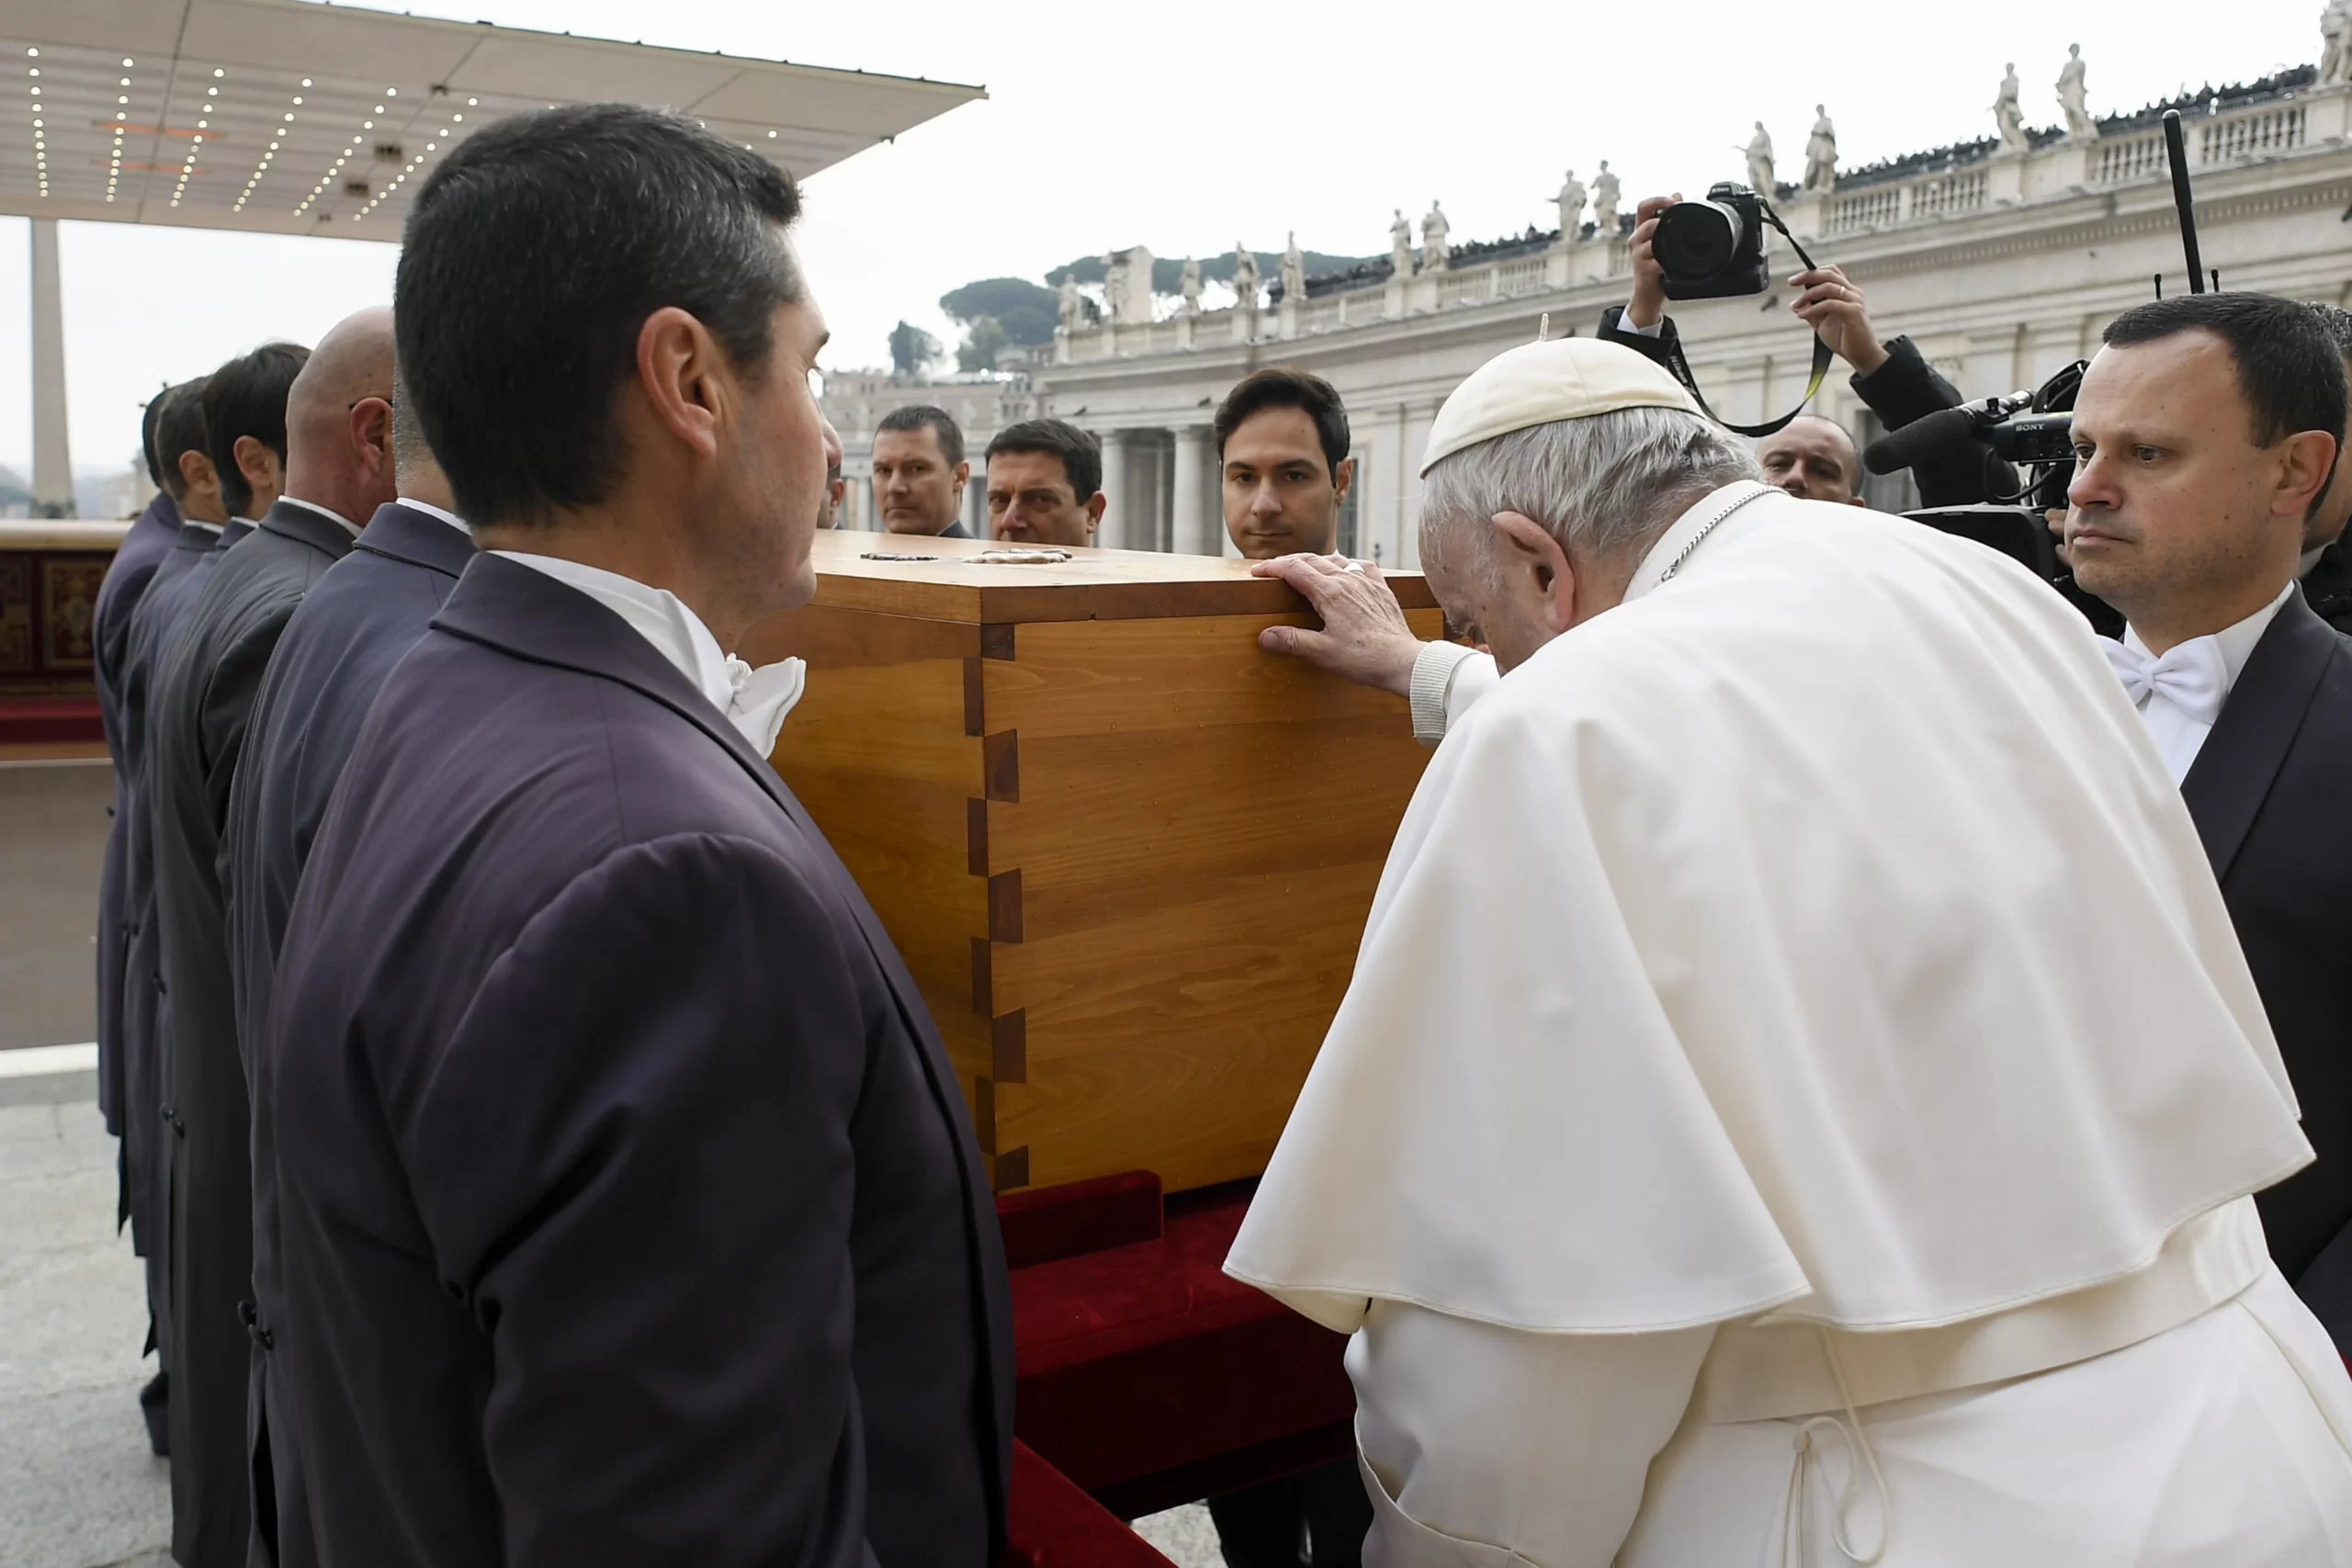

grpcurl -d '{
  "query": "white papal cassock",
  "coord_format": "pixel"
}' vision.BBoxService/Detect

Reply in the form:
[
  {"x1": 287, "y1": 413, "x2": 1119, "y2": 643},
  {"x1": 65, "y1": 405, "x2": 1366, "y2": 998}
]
[{"x1": 1227, "y1": 479, "x2": 2352, "y2": 1566}]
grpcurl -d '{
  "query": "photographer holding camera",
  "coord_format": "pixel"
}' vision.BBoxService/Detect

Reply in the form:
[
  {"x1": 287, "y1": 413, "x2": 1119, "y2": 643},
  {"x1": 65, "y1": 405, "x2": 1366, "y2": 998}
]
[{"x1": 1599, "y1": 192, "x2": 2012, "y2": 510}]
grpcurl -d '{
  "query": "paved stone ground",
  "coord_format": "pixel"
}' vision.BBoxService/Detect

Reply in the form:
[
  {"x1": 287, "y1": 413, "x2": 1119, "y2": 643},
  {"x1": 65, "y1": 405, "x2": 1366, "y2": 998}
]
[
  {"x1": 0, "y1": 754, "x2": 1223, "y2": 1566},
  {"x1": 0, "y1": 761, "x2": 110, "y2": 1052},
  {"x1": 0, "y1": 1065, "x2": 1223, "y2": 1568},
  {"x1": 0, "y1": 1092, "x2": 172, "y2": 1568}
]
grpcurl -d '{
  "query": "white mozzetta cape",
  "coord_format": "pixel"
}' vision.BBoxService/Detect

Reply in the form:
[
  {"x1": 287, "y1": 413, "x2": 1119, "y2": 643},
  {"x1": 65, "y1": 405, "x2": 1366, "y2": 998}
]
[{"x1": 1227, "y1": 484, "x2": 2310, "y2": 1337}]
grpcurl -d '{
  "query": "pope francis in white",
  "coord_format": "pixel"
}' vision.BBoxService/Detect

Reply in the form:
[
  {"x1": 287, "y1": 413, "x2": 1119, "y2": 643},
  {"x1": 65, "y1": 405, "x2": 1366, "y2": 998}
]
[{"x1": 1227, "y1": 338, "x2": 2352, "y2": 1565}]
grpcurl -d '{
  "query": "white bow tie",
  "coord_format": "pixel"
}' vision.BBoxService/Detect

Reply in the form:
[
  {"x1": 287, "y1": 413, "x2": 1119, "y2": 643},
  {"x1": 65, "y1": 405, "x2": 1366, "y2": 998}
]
[
  {"x1": 719, "y1": 654, "x2": 807, "y2": 756},
  {"x1": 2103, "y1": 636, "x2": 2227, "y2": 728}
]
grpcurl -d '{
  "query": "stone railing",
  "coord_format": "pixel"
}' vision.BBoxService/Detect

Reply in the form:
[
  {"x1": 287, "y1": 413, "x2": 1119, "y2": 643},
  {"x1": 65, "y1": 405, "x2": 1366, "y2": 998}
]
[
  {"x1": 1049, "y1": 82, "x2": 2350, "y2": 366},
  {"x1": 2096, "y1": 97, "x2": 2307, "y2": 184}
]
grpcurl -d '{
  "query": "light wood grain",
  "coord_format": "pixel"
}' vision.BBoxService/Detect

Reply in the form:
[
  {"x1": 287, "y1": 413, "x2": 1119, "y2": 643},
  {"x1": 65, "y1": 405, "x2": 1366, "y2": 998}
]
[
  {"x1": 0, "y1": 523, "x2": 130, "y2": 551},
  {"x1": 799, "y1": 527, "x2": 1439, "y2": 625},
  {"x1": 763, "y1": 553, "x2": 1437, "y2": 1191}
]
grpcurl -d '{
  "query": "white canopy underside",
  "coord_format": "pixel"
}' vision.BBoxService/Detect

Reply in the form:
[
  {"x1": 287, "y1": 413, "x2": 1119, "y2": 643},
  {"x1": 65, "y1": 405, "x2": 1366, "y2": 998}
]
[{"x1": 0, "y1": 0, "x2": 980, "y2": 240}]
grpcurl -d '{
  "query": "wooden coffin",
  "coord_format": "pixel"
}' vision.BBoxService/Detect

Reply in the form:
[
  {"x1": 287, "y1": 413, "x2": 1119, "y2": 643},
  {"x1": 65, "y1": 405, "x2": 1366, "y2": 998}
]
[{"x1": 739, "y1": 532, "x2": 1444, "y2": 1193}]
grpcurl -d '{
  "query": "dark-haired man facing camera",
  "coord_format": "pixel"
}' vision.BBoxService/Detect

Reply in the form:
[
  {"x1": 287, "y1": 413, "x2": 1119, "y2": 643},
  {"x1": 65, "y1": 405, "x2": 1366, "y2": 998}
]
[
  {"x1": 2065, "y1": 290, "x2": 2352, "y2": 1353},
  {"x1": 1216, "y1": 367, "x2": 1356, "y2": 558},
  {"x1": 256, "y1": 104, "x2": 1011, "y2": 1568},
  {"x1": 987, "y1": 417, "x2": 1104, "y2": 546},
  {"x1": 872, "y1": 404, "x2": 973, "y2": 536}
]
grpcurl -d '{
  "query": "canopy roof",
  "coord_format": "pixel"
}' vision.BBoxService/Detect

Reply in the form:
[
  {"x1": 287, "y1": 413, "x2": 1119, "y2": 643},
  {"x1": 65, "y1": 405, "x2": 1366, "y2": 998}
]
[{"x1": 0, "y1": 0, "x2": 981, "y2": 239}]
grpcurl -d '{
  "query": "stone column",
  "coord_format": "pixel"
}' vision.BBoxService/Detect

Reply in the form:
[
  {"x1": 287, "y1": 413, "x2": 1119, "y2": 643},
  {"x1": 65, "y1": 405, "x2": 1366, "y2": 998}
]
[
  {"x1": 961, "y1": 459, "x2": 986, "y2": 536},
  {"x1": 1171, "y1": 424, "x2": 1214, "y2": 555},
  {"x1": 30, "y1": 219, "x2": 73, "y2": 517},
  {"x1": 1097, "y1": 428, "x2": 1130, "y2": 549}
]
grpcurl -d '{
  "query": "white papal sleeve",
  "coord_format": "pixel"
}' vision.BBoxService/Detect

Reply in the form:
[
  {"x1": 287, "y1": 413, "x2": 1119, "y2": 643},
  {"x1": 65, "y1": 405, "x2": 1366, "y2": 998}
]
[
  {"x1": 1347, "y1": 1300, "x2": 1713, "y2": 1566},
  {"x1": 1408, "y1": 643, "x2": 1500, "y2": 745}
]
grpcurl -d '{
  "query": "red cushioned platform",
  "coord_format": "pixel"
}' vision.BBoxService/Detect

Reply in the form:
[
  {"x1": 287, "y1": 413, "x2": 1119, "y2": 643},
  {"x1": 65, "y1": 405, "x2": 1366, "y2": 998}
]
[
  {"x1": 0, "y1": 695, "x2": 103, "y2": 745},
  {"x1": 1004, "y1": 1178, "x2": 1356, "y2": 1521},
  {"x1": 999, "y1": 1439, "x2": 1177, "y2": 1568}
]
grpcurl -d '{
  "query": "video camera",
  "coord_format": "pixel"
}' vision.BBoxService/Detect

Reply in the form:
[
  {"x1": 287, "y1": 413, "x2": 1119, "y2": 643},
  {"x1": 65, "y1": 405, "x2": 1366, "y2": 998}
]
[
  {"x1": 1862, "y1": 359, "x2": 2082, "y2": 513},
  {"x1": 1862, "y1": 357, "x2": 2123, "y2": 634}
]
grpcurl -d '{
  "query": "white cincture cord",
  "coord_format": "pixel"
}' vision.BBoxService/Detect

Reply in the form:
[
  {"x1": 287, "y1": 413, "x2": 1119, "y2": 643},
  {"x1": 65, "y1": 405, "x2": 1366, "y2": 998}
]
[{"x1": 1779, "y1": 1326, "x2": 1892, "y2": 1566}]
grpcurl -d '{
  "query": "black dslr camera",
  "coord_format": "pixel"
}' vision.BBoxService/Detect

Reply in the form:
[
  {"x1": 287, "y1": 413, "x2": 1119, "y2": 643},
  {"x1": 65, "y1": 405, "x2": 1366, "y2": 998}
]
[{"x1": 1652, "y1": 182, "x2": 1770, "y2": 299}]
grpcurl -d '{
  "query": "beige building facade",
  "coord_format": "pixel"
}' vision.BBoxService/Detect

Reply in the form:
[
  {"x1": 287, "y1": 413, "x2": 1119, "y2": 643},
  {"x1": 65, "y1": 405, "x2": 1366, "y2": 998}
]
[{"x1": 828, "y1": 68, "x2": 2352, "y2": 561}]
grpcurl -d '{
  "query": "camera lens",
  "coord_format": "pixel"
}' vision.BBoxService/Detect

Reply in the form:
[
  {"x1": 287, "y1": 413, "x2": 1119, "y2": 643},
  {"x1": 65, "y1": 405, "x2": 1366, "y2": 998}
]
[{"x1": 1654, "y1": 201, "x2": 1738, "y2": 277}]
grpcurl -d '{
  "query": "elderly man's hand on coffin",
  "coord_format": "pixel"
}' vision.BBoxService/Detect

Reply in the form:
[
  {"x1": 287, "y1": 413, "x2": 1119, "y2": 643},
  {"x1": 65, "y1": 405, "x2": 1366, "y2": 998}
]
[{"x1": 1250, "y1": 552, "x2": 1423, "y2": 698}]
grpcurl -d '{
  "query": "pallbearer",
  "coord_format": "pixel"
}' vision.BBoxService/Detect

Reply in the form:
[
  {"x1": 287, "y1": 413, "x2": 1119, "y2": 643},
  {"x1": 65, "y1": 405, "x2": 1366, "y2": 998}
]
[
  {"x1": 258, "y1": 104, "x2": 1010, "y2": 1568},
  {"x1": 1229, "y1": 337, "x2": 2352, "y2": 1564}
]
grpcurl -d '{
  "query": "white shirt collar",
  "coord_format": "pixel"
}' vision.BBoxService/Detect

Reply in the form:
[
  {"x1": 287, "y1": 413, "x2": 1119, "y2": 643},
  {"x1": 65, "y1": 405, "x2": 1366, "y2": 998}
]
[
  {"x1": 277, "y1": 494, "x2": 362, "y2": 538},
  {"x1": 2120, "y1": 581, "x2": 2292, "y2": 702},
  {"x1": 184, "y1": 519, "x2": 225, "y2": 536},
  {"x1": 488, "y1": 552, "x2": 804, "y2": 755},
  {"x1": 395, "y1": 496, "x2": 470, "y2": 536}
]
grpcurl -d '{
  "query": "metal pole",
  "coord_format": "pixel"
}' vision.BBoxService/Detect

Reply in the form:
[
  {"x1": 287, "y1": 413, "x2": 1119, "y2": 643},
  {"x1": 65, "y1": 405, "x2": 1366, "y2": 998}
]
[
  {"x1": 29, "y1": 217, "x2": 74, "y2": 517},
  {"x1": 2162, "y1": 110, "x2": 2206, "y2": 295}
]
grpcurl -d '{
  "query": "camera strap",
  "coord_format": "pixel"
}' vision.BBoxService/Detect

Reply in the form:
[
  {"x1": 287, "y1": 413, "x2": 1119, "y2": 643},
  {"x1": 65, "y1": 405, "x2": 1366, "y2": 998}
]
[{"x1": 1657, "y1": 207, "x2": 1836, "y2": 439}]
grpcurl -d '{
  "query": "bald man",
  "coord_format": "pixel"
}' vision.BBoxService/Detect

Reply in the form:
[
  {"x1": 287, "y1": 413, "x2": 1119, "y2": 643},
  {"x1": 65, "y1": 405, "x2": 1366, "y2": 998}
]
[
  {"x1": 149, "y1": 307, "x2": 397, "y2": 1568},
  {"x1": 1758, "y1": 413, "x2": 1868, "y2": 506}
]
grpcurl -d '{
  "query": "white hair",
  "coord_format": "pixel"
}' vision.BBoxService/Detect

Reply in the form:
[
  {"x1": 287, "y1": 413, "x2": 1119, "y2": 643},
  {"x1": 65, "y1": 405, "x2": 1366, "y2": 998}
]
[{"x1": 1419, "y1": 406, "x2": 1762, "y2": 582}]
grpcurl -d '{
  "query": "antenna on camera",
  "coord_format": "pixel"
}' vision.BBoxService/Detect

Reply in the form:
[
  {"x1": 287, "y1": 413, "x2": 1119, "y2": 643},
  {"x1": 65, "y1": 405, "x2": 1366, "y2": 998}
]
[{"x1": 2162, "y1": 109, "x2": 2207, "y2": 295}]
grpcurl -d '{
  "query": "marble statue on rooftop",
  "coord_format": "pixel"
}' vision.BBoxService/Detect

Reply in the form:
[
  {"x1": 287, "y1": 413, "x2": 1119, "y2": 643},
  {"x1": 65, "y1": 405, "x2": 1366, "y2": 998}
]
[
  {"x1": 2324, "y1": 1, "x2": 2352, "y2": 84},
  {"x1": 1592, "y1": 162, "x2": 1622, "y2": 234},
  {"x1": 1232, "y1": 243, "x2": 1261, "y2": 312},
  {"x1": 1282, "y1": 231, "x2": 1306, "y2": 302},
  {"x1": 1745, "y1": 123, "x2": 1775, "y2": 197},
  {"x1": 1057, "y1": 276, "x2": 1082, "y2": 334},
  {"x1": 1179, "y1": 256, "x2": 1203, "y2": 315},
  {"x1": 1420, "y1": 201, "x2": 1451, "y2": 272},
  {"x1": 1803, "y1": 106, "x2": 1838, "y2": 191},
  {"x1": 1555, "y1": 168, "x2": 1587, "y2": 242},
  {"x1": 1391, "y1": 209, "x2": 1415, "y2": 276},
  {"x1": 2057, "y1": 45, "x2": 2096, "y2": 138},
  {"x1": 1994, "y1": 64, "x2": 2030, "y2": 151}
]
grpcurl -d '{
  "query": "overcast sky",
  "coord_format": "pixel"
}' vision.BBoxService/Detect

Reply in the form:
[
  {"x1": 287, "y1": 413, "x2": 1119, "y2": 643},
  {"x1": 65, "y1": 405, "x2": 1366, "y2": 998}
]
[{"x1": 0, "y1": 0, "x2": 2324, "y2": 479}]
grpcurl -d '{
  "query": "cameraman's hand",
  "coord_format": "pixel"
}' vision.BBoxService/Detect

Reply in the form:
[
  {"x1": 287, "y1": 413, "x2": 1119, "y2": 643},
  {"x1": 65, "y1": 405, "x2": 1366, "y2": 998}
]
[
  {"x1": 1788, "y1": 265, "x2": 1891, "y2": 376},
  {"x1": 1624, "y1": 194, "x2": 1679, "y2": 330},
  {"x1": 1251, "y1": 554, "x2": 1422, "y2": 698}
]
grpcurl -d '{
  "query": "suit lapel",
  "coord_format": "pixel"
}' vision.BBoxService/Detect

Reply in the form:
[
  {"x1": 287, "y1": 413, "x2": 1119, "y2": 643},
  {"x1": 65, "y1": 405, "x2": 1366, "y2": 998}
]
[{"x1": 2181, "y1": 590, "x2": 2339, "y2": 880}]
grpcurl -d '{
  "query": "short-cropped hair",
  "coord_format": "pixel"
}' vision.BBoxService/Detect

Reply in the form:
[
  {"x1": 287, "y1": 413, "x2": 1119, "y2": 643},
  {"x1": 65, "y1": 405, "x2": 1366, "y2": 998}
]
[
  {"x1": 201, "y1": 342, "x2": 311, "y2": 518},
  {"x1": 876, "y1": 404, "x2": 966, "y2": 468},
  {"x1": 986, "y1": 418, "x2": 1102, "y2": 500},
  {"x1": 153, "y1": 377, "x2": 211, "y2": 502},
  {"x1": 2104, "y1": 293, "x2": 2348, "y2": 452},
  {"x1": 1214, "y1": 366, "x2": 1351, "y2": 477},
  {"x1": 1420, "y1": 406, "x2": 1763, "y2": 581},
  {"x1": 141, "y1": 384, "x2": 170, "y2": 490},
  {"x1": 396, "y1": 103, "x2": 804, "y2": 528},
  {"x1": 2307, "y1": 301, "x2": 2352, "y2": 366}
]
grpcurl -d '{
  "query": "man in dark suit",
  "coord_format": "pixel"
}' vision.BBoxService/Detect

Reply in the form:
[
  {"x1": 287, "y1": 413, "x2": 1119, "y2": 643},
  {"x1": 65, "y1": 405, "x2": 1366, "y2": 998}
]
[
  {"x1": 2064, "y1": 291, "x2": 2352, "y2": 1348},
  {"x1": 872, "y1": 404, "x2": 976, "y2": 537},
  {"x1": 109, "y1": 378, "x2": 236, "y2": 1454},
  {"x1": 225, "y1": 391, "x2": 469, "y2": 1562},
  {"x1": 151, "y1": 317, "x2": 393, "y2": 1568},
  {"x1": 95, "y1": 387, "x2": 187, "y2": 1148},
  {"x1": 257, "y1": 103, "x2": 1011, "y2": 1568}
]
